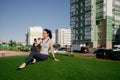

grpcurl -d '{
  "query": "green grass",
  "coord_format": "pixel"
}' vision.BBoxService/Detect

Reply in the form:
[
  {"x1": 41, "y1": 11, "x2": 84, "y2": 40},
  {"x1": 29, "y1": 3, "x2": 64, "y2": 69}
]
[{"x1": 0, "y1": 54, "x2": 120, "y2": 80}]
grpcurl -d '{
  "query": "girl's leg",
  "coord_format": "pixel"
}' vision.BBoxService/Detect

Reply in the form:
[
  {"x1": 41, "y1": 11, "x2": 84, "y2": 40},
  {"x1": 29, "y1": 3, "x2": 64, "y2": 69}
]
[
  {"x1": 25, "y1": 52, "x2": 34, "y2": 65},
  {"x1": 18, "y1": 63, "x2": 26, "y2": 69},
  {"x1": 17, "y1": 53, "x2": 48, "y2": 70},
  {"x1": 33, "y1": 53, "x2": 48, "y2": 61},
  {"x1": 32, "y1": 58, "x2": 37, "y2": 64},
  {"x1": 17, "y1": 52, "x2": 34, "y2": 70}
]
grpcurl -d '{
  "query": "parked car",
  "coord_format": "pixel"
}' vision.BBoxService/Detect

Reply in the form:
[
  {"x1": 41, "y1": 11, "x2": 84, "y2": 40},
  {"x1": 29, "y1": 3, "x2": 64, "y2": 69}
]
[
  {"x1": 80, "y1": 46, "x2": 89, "y2": 53},
  {"x1": 94, "y1": 48, "x2": 120, "y2": 60},
  {"x1": 111, "y1": 51, "x2": 120, "y2": 60},
  {"x1": 112, "y1": 47, "x2": 120, "y2": 51},
  {"x1": 54, "y1": 49, "x2": 67, "y2": 54},
  {"x1": 94, "y1": 49, "x2": 113, "y2": 59},
  {"x1": 49, "y1": 48, "x2": 67, "y2": 54}
]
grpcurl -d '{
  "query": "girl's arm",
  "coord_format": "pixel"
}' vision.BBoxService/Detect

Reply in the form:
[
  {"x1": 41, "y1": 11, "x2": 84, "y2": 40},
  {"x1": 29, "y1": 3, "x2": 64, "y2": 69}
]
[{"x1": 49, "y1": 40, "x2": 59, "y2": 61}]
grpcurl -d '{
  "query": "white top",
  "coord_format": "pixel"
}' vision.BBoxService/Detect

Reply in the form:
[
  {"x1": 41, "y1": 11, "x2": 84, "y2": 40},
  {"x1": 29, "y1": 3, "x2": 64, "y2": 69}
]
[{"x1": 40, "y1": 38, "x2": 50, "y2": 55}]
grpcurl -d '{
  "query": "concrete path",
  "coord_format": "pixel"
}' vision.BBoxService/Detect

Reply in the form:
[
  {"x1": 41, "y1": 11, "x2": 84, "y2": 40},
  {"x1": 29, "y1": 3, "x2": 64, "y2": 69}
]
[{"x1": 0, "y1": 51, "x2": 29, "y2": 57}]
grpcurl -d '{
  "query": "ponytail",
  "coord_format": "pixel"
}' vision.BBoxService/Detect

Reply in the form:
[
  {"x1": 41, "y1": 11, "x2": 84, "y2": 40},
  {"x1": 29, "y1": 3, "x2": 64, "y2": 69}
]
[{"x1": 44, "y1": 29, "x2": 52, "y2": 39}]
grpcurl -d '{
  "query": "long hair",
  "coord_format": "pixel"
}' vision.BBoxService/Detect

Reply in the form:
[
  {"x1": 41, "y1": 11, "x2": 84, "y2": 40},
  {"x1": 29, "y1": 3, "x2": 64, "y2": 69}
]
[{"x1": 44, "y1": 29, "x2": 52, "y2": 39}]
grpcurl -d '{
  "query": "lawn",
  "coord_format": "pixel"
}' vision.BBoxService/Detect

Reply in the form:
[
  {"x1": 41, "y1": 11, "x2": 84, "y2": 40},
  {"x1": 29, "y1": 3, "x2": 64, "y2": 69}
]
[{"x1": 0, "y1": 54, "x2": 120, "y2": 80}]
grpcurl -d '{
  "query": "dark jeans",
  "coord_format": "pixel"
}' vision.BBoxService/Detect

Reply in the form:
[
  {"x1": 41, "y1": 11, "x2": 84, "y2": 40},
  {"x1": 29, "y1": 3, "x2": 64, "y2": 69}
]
[{"x1": 25, "y1": 46, "x2": 48, "y2": 65}]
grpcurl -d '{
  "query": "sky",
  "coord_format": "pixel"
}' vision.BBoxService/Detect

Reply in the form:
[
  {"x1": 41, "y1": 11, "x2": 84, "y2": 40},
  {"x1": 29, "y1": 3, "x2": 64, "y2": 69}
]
[{"x1": 0, "y1": 0, "x2": 70, "y2": 42}]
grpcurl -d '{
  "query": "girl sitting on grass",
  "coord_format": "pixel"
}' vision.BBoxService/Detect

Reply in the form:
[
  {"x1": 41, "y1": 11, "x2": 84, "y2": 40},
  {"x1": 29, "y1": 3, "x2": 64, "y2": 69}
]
[{"x1": 17, "y1": 29, "x2": 59, "y2": 70}]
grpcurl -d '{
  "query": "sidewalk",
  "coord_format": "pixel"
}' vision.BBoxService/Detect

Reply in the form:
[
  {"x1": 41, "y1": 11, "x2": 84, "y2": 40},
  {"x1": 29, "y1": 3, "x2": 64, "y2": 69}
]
[{"x1": 0, "y1": 51, "x2": 29, "y2": 57}]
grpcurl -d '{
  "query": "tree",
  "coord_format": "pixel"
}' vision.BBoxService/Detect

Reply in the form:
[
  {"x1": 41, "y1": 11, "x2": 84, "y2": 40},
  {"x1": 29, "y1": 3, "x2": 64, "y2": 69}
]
[
  {"x1": 9, "y1": 40, "x2": 16, "y2": 47},
  {"x1": 17, "y1": 42, "x2": 23, "y2": 47},
  {"x1": 9, "y1": 40, "x2": 13, "y2": 47},
  {"x1": 2, "y1": 42, "x2": 7, "y2": 45}
]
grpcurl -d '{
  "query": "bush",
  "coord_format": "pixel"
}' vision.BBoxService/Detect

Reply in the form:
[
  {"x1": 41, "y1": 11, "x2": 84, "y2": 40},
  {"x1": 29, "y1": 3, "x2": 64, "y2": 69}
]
[{"x1": 9, "y1": 47, "x2": 20, "y2": 51}]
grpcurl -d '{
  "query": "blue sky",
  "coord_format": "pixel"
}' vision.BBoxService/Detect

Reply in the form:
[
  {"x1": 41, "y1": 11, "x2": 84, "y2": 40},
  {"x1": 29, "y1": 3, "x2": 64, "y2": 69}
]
[{"x1": 0, "y1": 0, "x2": 70, "y2": 42}]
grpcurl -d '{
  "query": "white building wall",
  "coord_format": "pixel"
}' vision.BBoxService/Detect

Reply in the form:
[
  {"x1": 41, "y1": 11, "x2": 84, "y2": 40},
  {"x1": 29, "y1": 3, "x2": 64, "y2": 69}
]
[
  {"x1": 27, "y1": 26, "x2": 43, "y2": 45},
  {"x1": 56, "y1": 28, "x2": 71, "y2": 47},
  {"x1": 104, "y1": 0, "x2": 113, "y2": 17},
  {"x1": 52, "y1": 33, "x2": 56, "y2": 45}
]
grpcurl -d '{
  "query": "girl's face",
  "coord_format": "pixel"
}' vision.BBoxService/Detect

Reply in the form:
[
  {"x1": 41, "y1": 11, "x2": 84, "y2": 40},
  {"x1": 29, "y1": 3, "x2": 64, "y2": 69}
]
[{"x1": 43, "y1": 31, "x2": 49, "y2": 38}]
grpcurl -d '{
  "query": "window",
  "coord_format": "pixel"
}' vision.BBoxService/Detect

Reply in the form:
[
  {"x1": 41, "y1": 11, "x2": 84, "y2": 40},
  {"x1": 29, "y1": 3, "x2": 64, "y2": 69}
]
[
  {"x1": 76, "y1": 37, "x2": 78, "y2": 40},
  {"x1": 81, "y1": 16, "x2": 83, "y2": 19},
  {"x1": 81, "y1": 10, "x2": 83, "y2": 13},
  {"x1": 80, "y1": 36, "x2": 83, "y2": 40},
  {"x1": 85, "y1": 17, "x2": 91, "y2": 22},
  {"x1": 76, "y1": 24, "x2": 78, "y2": 27},
  {"x1": 76, "y1": 30, "x2": 78, "y2": 34},
  {"x1": 96, "y1": 12, "x2": 103, "y2": 18},
  {"x1": 96, "y1": 3, "x2": 104, "y2": 9},
  {"x1": 98, "y1": 35, "x2": 102, "y2": 40},
  {"x1": 85, "y1": 2, "x2": 91, "y2": 7},
  {"x1": 70, "y1": 17, "x2": 75, "y2": 22},
  {"x1": 85, "y1": 27, "x2": 91, "y2": 39},
  {"x1": 81, "y1": 30, "x2": 83, "y2": 33},
  {"x1": 85, "y1": 12, "x2": 91, "y2": 18},
  {"x1": 70, "y1": 0, "x2": 76, "y2": 3},
  {"x1": 85, "y1": 20, "x2": 91, "y2": 25},
  {"x1": 81, "y1": 3, "x2": 83, "y2": 6},
  {"x1": 85, "y1": 0, "x2": 91, "y2": 4},
  {"x1": 85, "y1": 27, "x2": 91, "y2": 32},
  {"x1": 85, "y1": 35, "x2": 91, "y2": 39},
  {"x1": 96, "y1": 8, "x2": 103, "y2": 13},
  {"x1": 85, "y1": 5, "x2": 91, "y2": 11},
  {"x1": 76, "y1": 4, "x2": 78, "y2": 8},
  {"x1": 76, "y1": 17, "x2": 78, "y2": 21},
  {"x1": 81, "y1": 23, "x2": 83, "y2": 26},
  {"x1": 76, "y1": 10, "x2": 78, "y2": 14}
]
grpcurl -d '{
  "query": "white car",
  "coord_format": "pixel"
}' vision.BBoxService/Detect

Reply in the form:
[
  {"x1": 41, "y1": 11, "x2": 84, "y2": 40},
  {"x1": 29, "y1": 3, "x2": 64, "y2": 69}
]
[
  {"x1": 54, "y1": 49, "x2": 67, "y2": 53},
  {"x1": 49, "y1": 48, "x2": 67, "y2": 54},
  {"x1": 112, "y1": 47, "x2": 120, "y2": 51},
  {"x1": 55, "y1": 50, "x2": 66, "y2": 54},
  {"x1": 49, "y1": 49, "x2": 66, "y2": 54}
]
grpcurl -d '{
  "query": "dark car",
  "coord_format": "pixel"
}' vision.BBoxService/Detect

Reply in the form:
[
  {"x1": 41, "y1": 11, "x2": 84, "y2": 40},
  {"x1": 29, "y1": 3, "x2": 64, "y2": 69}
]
[
  {"x1": 94, "y1": 48, "x2": 120, "y2": 60},
  {"x1": 94, "y1": 49, "x2": 114, "y2": 59},
  {"x1": 111, "y1": 51, "x2": 120, "y2": 60}
]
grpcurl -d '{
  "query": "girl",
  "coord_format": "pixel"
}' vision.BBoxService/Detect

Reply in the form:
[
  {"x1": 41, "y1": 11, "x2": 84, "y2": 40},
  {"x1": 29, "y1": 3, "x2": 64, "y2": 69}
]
[{"x1": 17, "y1": 29, "x2": 59, "y2": 70}]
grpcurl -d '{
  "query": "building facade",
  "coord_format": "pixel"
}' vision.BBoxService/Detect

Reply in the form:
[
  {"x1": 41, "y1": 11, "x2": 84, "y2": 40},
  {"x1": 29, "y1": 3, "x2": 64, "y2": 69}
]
[
  {"x1": 52, "y1": 33, "x2": 56, "y2": 45},
  {"x1": 26, "y1": 26, "x2": 43, "y2": 45},
  {"x1": 56, "y1": 28, "x2": 71, "y2": 48},
  {"x1": 70, "y1": 0, "x2": 120, "y2": 49}
]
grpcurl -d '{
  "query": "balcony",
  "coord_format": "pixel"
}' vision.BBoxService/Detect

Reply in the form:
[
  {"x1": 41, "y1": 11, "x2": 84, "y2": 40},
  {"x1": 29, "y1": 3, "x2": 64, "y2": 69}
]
[{"x1": 96, "y1": 0, "x2": 103, "y2": 4}]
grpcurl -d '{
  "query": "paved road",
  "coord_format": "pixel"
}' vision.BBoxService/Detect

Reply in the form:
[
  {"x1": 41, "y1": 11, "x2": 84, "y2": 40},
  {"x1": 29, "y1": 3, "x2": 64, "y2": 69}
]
[{"x1": 0, "y1": 51, "x2": 29, "y2": 57}]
